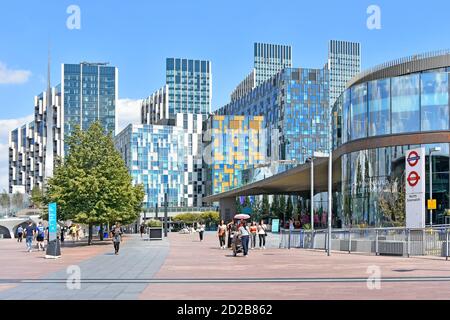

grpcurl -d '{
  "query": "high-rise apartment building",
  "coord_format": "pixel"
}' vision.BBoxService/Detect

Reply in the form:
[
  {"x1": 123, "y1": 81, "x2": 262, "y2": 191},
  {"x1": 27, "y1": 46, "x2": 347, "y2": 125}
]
[
  {"x1": 231, "y1": 43, "x2": 292, "y2": 101},
  {"x1": 216, "y1": 67, "x2": 329, "y2": 185},
  {"x1": 9, "y1": 62, "x2": 118, "y2": 194},
  {"x1": 165, "y1": 58, "x2": 212, "y2": 117},
  {"x1": 62, "y1": 62, "x2": 118, "y2": 152},
  {"x1": 327, "y1": 40, "x2": 361, "y2": 106}
]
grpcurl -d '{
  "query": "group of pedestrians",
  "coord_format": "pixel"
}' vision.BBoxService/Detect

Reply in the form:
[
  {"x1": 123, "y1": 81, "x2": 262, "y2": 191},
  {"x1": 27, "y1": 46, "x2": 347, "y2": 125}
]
[
  {"x1": 217, "y1": 219, "x2": 268, "y2": 256},
  {"x1": 18, "y1": 221, "x2": 47, "y2": 252}
]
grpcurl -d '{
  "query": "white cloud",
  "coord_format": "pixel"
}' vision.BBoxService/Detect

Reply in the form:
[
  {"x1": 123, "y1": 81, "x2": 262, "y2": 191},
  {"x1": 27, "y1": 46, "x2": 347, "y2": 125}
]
[
  {"x1": 116, "y1": 98, "x2": 142, "y2": 133},
  {"x1": 0, "y1": 115, "x2": 34, "y2": 191},
  {"x1": 0, "y1": 62, "x2": 32, "y2": 84}
]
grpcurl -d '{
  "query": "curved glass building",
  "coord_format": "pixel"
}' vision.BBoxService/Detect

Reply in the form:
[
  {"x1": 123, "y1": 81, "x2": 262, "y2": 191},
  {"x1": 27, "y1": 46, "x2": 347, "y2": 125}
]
[{"x1": 332, "y1": 50, "x2": 450, "y2": 227}]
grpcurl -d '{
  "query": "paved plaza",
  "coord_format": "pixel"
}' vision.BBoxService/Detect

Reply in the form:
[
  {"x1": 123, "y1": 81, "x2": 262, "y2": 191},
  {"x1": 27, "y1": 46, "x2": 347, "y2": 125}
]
[{"x1": 0, "y1": 231, "x2": 450, "y2": 300}]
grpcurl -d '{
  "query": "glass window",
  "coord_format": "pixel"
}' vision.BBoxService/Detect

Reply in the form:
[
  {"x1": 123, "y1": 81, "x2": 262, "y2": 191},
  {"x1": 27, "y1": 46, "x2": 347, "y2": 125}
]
[
  {"x1": 391, "y1": 74, "x2": 420, "y2": 134},
  {"x1": 368, "y1": 78, "x2": 391, "y2": 136},
  {"x1": 421, "y1": 72, "x2": 449, "y2": 131},
  {"x1": 342, "y1": 89, "x2": 351, "y2": 144},
  {"x1": 350, "y1": 83, "x2": 367, "y2": 140}
]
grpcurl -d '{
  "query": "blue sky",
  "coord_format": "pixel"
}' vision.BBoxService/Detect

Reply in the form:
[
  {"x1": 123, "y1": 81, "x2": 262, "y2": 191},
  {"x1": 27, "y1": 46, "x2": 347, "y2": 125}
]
[{"x1": 0, "y1": 0, "x2": 449, "y2": 190}]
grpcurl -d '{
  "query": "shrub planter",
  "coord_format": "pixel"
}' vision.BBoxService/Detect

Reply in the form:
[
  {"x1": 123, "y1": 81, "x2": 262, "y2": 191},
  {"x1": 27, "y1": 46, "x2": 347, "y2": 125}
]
[{"x1": 148, "y1": 227, "x2": 163, "y2": 240}]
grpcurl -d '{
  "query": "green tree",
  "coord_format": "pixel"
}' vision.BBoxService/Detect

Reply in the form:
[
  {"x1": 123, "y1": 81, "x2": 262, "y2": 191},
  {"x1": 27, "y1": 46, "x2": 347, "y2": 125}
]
[
  {"x1": 261, "y1": 195, "x2": 270, "y2": 219},
  {"x1": 286, "y1": 196, "x2": 293, "y2": 220},
  {"x1": 235, "y1": 198, "x2": 243, "y2": 214},
  {"x1": 43, "y1": 122, "x2": 144, "y2": 245},
  {"x1": 270, "y1": 195, "x2": 279, "y2": 218},
  {"x1": 251, "y1": 197, "x2": 261, "y2": 222},
  {"x1": 279, "y1": 195, "x2": 286, "y2": 221},
  {"x1": 379, "y1": 175, "x2": 406, "y2": 227},
  {"x1": 12, "y1": 192, "x2": 24, "y2": 209},
  {"x1": 31, "y1": 187, "x2": 43, "y2": 209},
  {"x1": 173, "y1": 213, "x2": 198, "y2": 225},
  {"x1": 200, "y1": 211, "x2": 220, "y2": 228},
  {"x1": 0, "y1": 190, "x2": 10, "y2": 211}
]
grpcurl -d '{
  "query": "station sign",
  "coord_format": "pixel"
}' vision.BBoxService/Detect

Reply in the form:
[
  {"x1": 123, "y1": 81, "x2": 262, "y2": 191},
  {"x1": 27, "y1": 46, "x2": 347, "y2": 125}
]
[{"x1": 405, "y1": 148, "x2": 425, "y2": 228}]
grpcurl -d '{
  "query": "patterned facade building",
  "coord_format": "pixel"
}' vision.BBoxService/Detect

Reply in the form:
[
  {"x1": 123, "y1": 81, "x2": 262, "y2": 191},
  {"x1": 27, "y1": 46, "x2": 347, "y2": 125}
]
[
  {"x1": 9, "y1": 86, "x2": 63, "y2": 193},
  {"x1": 203, "y1": 115, "x2": 266, "y2": 195},
  {"x1": 216, "y1": 67, "x2": 329, "y2": 185},
  {"x1": 231, "y1": 43, "x2": 292, "y2": 102},
  {"x1": 9, "y1": 62, "x2": 117, "y2": 194}
]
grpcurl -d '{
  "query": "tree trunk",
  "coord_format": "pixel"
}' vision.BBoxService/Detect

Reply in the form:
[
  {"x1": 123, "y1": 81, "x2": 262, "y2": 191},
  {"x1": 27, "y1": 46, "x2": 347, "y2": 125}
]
[
  {"x1": 88, "y1": 223, "x2": 93, "y2": 245},
  {"x1": 99, "y1": 224, "x2": 104, "y2": 241}
]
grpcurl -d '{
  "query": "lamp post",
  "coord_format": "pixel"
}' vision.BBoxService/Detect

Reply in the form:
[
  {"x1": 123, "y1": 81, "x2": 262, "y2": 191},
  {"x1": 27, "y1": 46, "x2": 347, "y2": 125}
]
[{"x1": 429, "y1": 147, "x2": 441, "y2": 227}]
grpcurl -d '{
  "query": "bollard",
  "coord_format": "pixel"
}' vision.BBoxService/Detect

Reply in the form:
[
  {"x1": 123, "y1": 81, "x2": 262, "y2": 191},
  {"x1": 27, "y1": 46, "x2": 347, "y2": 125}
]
[
  {"x1": 375, "y1": 229, "x2": 379, "y2": 256},
  {"x1": 446, "y1": 228, "x2": 449, "y2": 261},
  {"x1": 407, "y1": 228, "x2": 411, "y2": 258},
  {"x1": 348, "y1": 230, "x2": 352, "y2": 254},
  {"x1": 288, "y1": 229, "x2": 291, "y2": 250}
]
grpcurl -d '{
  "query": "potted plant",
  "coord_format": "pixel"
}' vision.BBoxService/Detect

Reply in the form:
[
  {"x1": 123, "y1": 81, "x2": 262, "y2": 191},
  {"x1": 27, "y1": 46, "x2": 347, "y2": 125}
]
[{"x1": 146, "y1": 219, "x2": 163, "y2": 240}]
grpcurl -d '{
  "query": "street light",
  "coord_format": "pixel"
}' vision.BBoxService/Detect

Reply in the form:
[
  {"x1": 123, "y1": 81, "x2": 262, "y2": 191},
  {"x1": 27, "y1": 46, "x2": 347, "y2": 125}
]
[{"x1": 429, "y1": 147, "x2": 441, "y2": 227}]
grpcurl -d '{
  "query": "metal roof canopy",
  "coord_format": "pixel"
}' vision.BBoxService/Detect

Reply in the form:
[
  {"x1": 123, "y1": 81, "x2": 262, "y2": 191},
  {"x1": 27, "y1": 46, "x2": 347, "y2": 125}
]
[{"x1": 204, "y1": 156, "x2": 341, "y2": 202}]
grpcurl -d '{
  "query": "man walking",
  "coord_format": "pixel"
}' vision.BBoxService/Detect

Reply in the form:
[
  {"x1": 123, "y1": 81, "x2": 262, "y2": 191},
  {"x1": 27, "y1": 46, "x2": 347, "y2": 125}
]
[
  {"x1": 35, "y1": 222, "x2": 46, "y2": 251},
  {"x1": 24, "y1": 221, "x2": 34, "y2": 252},
  {"x1": 111, "y1": 223, "x2": 123, "y2": 255},
  {"x1": 17, "y1": 225, "x2": 24, "y2": 242}
]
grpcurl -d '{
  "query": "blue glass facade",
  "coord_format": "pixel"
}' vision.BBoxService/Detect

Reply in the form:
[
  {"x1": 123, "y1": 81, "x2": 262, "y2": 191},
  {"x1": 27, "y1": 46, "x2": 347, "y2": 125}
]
[
  {"x1": 332, "y1": 65, "x2": 450, "y2": 227},
  {"x1": 165, "y1": 58, "x2": 211, "y2": 116},
  {"x1": 115, "y1": 124, "x2": 185, "y2": 209},
  {"x1": 63, "y1": 63, "x2": 117, "y2": 148},
  {"x1": 217, "y1": 68, "x2": 329, "y2": 174}
]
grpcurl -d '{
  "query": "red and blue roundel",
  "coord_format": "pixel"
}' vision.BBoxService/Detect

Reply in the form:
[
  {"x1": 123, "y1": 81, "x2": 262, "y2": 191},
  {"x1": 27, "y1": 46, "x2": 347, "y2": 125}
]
[{"x1": 407, "y1": 151, "x2": 420, "y2": 167}]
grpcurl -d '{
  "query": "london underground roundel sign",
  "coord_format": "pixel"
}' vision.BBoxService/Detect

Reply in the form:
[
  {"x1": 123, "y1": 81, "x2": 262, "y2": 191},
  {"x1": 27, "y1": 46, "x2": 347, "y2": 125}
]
[
  {"x1": 407, "y1": 171, "x2": 421, "y2": 187},
  {"x1": 407, "y1": 151, "x2": 420, "y2": 167}
]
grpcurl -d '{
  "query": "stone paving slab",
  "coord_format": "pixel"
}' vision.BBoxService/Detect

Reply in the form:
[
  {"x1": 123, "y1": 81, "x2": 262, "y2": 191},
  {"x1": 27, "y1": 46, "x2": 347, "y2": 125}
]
[
  {"x1": 0, "y1": 234, "x2": 169, "y2": 300},
  {"x1": 139, "y1": 232, "x2": 450, "y2": 300}
]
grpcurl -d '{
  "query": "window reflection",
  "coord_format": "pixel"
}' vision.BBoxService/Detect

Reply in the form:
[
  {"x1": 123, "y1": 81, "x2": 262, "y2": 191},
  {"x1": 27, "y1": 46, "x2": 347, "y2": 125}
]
[{"x1": 421, "y1": 72, "x2": 449, "y2": 131}]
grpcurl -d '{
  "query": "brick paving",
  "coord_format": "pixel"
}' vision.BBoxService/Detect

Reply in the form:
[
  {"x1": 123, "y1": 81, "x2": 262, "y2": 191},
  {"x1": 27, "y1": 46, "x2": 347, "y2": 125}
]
[
  {"x1": 139, "y1": 232, "x2": 450, "y2": 300},
  {"x1": 1, "y1": 231, "x2": 450, "y2": 299}
]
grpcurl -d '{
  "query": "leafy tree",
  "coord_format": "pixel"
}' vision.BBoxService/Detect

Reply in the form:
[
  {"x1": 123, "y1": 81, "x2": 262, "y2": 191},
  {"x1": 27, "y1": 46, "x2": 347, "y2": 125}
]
[
  {"x1": 235, "y1": 198, "x2": 243, "y2": 214},
  {"x1": 243, "y1": 196, "x2": 251, "y2": 209},
  {"x1": 200, "y1": 211, "x2": 220, "y2": 227},
  {"x1": 270, "y1": 195, "x2": 279, "y2": 218},
  {"x1": 0, "y1": 190, "x2": 10, "y2": 210},
  {"x1": 251, "y1": 196, "x2": 261, "y2": 222},
  {"x1": 261, "y1": 195, "x2": 270, "y2": 219},
  {"x1": 286, "y1": 196, "x2": 293, "y2": 220},
  {"x1": 379, "y1": 175, "x2": 406, "y2": 227},
  {"x1": 12, "y1": 192, "x2": 24, "y2": 209},
  {"x1": 31, "y1": 187, "x2": 43, "y2": 209},
  {"x1": 279, "y1": 195, "x2": 286, "y2": 221},
  {"x1": 43, "y1": 122, "x2": 144, "y2": 245},
  {"x1": 173, "y1": 213, "x2": 198, "y2": 225}
]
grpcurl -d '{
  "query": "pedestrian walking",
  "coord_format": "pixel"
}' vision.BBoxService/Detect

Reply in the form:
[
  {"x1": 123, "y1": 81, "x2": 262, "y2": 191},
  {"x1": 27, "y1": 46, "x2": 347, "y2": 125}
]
[
  {"x1": 140, "y1": 224, "x2": 145, "y2": 238},
  {"x1": 111, "y1": 223, "x2": 123, "y2": 255},
  {"x1": 258, "y1": 219, "x2": 267, "y2": 249},
  {"x1": 226, "y1": 220, "x2": 235, "y2": 248},
  {"x1": 70, "y1": 224, "x2": 77, "y2": 242},
  {"x1": 217, "y1": 220, "x2": 227, "y2": 249},
  {"x1": 198, "y1": 222, "x2": 205, "y2": 241},
  {"x1": 24, "y1": 221, "x2": 34, "y2": 252},
  {"x1": 249, "y1": 221, "x2": 258, "y2": 249},
  {"x1": 35, "y1": 222, "x2": 46, "y2": 251},
  {"x1": 238, "y1": 220, "x2": 250, "y2": 256},
  {"x1": 16, "y1": 225, "x2": 24, "y2": 242}
]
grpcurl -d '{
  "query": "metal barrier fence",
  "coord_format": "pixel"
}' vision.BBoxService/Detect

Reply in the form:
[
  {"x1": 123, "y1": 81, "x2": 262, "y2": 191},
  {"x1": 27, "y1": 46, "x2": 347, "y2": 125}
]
[{"x1": 279, "y1": 226, "x2": 450, "y2": 259}]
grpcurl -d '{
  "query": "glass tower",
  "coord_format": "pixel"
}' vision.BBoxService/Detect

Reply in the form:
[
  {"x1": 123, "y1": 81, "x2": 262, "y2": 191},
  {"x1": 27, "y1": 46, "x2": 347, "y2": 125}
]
[
  {"x1": 165, "y1": 58, "x2": 211, "y2": 116},
  {"x1": 328, "y1": 40, "x2": 361, "y2": 107},
  {"x1": 62, "y1": 62, "x2": 118, "y2": 150},
  {"x1": 254, "y1": 42, "x2": 292, "y2": 86}
]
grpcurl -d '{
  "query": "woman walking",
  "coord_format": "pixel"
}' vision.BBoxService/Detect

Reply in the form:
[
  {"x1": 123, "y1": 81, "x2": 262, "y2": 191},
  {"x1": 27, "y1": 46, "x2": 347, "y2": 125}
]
[
  {"x1": 238, "y1": 220, "x2": 250, "y2": 256},
  {"x1": 249, "y1": 221, "x2": 257, "y2": 249},
  {"x1": 198, "y1": 222, "x2": 205, "y2": 242},
  {"x1": 258, "y1": 219, "x2": 267, "y2": 249},
  {"x1": 226, "y1": 220, "x2": 235, "y2": 248},
  {"x1": 217, "y1": 220, "x2": 227, "y2": 249}
]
